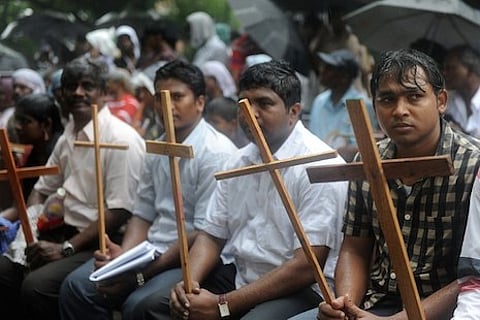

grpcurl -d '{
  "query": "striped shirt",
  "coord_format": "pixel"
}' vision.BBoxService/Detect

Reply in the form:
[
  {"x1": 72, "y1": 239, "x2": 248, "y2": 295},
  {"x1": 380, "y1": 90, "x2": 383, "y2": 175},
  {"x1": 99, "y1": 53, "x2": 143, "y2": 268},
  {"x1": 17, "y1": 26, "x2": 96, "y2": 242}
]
[{"x1": 344, "y1": 119, "x2": 480, "y2": 309}]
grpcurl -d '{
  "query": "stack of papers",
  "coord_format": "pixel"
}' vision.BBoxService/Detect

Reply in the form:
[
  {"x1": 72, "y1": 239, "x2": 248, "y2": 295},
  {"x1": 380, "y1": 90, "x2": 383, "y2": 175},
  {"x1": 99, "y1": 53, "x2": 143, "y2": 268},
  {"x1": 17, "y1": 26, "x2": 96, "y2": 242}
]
[{"x1": 89, "y1": 241, "x2": 160, "y2": 282}]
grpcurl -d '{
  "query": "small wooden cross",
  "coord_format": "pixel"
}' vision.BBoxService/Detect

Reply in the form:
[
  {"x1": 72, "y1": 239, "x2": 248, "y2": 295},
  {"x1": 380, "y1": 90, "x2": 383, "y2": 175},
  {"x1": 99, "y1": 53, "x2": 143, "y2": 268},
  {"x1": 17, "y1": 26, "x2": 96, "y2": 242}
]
[
  {"x1": 214, "y1": 98, "x2": 339, "y2": 304},
  {"x1": 73, "y1": 105, "x2": 128, "y2": 254},
  {"x1": 307, "y1": 99, "x2": 454, "y2": 320},
  {"x1": 0, "y1": 129, "x2": 60, "y2": 244},
  {"x1": 144, "y1": 90, "x2": 195, "y2": 293}
]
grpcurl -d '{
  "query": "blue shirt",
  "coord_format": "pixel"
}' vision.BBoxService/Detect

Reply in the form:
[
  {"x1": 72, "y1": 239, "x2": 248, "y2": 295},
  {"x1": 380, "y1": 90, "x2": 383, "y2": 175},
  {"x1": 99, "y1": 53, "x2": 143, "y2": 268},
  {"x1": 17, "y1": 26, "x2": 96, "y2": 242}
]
[{"x1": 309, "y1": 86, "x2": 375, "y2": 148}]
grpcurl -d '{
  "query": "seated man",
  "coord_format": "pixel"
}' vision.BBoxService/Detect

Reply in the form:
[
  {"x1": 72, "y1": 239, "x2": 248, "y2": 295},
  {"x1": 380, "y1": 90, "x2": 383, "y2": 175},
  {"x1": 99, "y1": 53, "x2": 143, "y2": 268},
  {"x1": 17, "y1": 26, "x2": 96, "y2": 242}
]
[
  {"x1": 166, "y1": 60, "x2": 348, "y2": 319},
  {"x1": 292, "y1": 49, "x2": 480, "y2": 319},
  {"x1": 0, "y1": 58, "x2": 145, "y2": 320},
  {"x1": 59, "y1": 59, "x2": 237, "y2": 320}
]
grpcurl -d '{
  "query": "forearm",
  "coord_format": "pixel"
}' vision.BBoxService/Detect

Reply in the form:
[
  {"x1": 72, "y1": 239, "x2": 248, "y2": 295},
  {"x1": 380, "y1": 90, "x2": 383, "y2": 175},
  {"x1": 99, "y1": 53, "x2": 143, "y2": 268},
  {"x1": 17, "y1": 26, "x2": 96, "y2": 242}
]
[
  {"x1": 26, "y1": 189, "x2": 47, "y2": 207},
  {"x1": 142, "y1": 230, "x2": 201, "y2": 281},
  {"x1": 226, "y1": 247, "x2": 324, "y2": 316},
  {"x1": 189, "y1": 231, "x2": 224, "y2": 283},
  {"x1": 69, "y1": 208, "x2": 131, "y2": 252},
  {"x1": 390, "y1": 280, "x2": 459, "y2": 320},
  {"x1": 335, "y1": 236, "x2": 373, "y2": 306}
]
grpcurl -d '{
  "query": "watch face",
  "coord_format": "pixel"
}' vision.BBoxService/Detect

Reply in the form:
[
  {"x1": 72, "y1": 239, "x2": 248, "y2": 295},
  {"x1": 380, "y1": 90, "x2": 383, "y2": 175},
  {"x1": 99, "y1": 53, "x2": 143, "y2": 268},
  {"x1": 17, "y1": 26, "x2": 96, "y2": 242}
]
[{"x1": 62, "y1": 242, "x2": 74, "y2": 257}]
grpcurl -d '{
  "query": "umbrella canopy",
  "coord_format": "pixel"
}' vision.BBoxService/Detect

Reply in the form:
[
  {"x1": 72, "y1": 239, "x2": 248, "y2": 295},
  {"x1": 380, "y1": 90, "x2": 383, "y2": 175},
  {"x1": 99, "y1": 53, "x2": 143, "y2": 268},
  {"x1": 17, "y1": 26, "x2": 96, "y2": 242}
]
[
  {"x1": 94, "y1": 9, "x2": 164, "y2": 36},
  {"x1": 228, "y1": 0, "x2": 310, "y2": 75},
  {"x1": 344, "y1": 0, "x2": 480, "y2": 53}
]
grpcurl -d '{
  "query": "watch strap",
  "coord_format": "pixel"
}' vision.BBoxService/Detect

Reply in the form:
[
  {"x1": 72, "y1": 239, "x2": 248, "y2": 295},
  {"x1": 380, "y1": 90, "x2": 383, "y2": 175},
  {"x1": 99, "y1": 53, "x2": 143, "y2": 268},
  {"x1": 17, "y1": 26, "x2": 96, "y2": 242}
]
[{"x1": 218, "y1": 294, "x2": 230, "y2": 319}]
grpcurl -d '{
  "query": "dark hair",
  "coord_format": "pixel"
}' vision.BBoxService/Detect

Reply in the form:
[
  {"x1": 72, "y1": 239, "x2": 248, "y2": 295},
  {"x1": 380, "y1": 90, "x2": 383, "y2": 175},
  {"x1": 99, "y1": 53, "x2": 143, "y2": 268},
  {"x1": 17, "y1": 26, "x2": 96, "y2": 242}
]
[
  {"x1": 205, "y1": 97, "x2": 238, "y2": 121},
  {"x1": 16, "y1": 93, "x2": 64, "y2": 136},
  {"x1": 154, "y1": 59, "x2": 205, "y2": 98},
  {"x1": 61, "y1": 57, "x2": 107, "y2": 92},
  {"x1": 370, "y1": 49, "x2": 445, "y2": 104},
  {"x1": 238, "y1": 60, "x2": 301, "y2": 109},
  {"x1": 445, "y1": 45, "x2": 480, "y2": 76}
]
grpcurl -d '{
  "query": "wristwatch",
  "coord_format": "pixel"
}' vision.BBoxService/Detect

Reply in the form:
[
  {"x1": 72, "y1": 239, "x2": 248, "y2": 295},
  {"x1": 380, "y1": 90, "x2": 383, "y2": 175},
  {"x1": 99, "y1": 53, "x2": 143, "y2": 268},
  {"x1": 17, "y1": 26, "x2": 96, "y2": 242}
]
[
  {"x1": 135, "y1": 272, "x2": 145, "y2": 288},
  {"x1": 61, "y1": 241, "x2": 75, "y2": 257},
  {"x1": 218, "y1": 294, "x2": 230, "y2": 319}
]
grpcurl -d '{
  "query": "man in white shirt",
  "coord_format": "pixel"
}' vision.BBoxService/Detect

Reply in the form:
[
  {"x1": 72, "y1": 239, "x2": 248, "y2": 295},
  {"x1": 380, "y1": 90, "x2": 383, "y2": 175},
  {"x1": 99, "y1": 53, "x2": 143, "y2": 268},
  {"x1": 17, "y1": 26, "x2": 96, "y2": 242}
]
[
  {"x1": 0, "y1": 58, "x2": 145, "y2": 320},
  {"x1": 167, "y1": 60, "x2": 347, "y2": 320},
  {"x1": 443, "y1": 45, "x2": 480, "y2": 138},
  {"x1": 59, "y1": 60, "x2": 237, "y2": 320}
]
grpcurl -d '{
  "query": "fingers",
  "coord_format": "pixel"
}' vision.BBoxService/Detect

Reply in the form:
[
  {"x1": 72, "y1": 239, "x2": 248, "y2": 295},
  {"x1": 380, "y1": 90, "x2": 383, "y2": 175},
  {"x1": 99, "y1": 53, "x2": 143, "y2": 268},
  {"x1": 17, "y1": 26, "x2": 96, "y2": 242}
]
[{"x1": 170, "y1": 284, "x2": 189, "y2": 320}]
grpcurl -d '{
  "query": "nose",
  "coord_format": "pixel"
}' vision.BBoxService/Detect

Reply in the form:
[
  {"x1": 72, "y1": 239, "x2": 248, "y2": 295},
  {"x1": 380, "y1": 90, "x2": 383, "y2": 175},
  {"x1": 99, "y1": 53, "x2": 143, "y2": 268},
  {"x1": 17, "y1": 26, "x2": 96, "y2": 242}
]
[{"x1": 392, "y1": 98, "x2": 410, "y2": 118}]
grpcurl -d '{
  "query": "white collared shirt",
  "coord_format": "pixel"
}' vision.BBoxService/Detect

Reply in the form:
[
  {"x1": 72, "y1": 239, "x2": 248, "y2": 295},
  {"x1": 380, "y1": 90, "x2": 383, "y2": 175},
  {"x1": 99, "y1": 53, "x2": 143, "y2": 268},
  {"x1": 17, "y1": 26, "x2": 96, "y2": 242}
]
[
  {"x1": 446, "y1": 88, "x2": 480, "y2": 138},
  {"x1": 34, "y1": 106, "x2": 145, "y2": 231},
  {"x1": 133, "y1": 118, "x2": 237, "y2": 253},
  {"x1": 204, "y1": 121, "x2": 348, "y2": 291}
]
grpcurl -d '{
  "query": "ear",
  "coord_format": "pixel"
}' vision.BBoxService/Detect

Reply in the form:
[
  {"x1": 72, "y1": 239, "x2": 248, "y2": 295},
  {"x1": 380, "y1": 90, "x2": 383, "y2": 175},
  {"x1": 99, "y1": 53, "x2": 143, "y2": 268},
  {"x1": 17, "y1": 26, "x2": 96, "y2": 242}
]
[
  {"x1": 196, "y1": 95, "x2": 205, "y2": 114},
  {"x1": 41, "y1": 118, "x2": 53, "y2": 134},
  {"x1": 436, "y1": 89, "x2": 448, "y2": 115},
  {"x1": 289, "y1": 102, "x2": 302, "y2": 119}
]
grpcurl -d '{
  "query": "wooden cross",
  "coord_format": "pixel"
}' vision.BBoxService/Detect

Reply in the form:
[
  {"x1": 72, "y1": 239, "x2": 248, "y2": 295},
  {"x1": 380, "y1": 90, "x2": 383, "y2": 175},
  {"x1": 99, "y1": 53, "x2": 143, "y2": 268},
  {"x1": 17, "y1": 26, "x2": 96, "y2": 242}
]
[
  {"x1": 73, "y1": 105, "x2": 128, "y2": 254},
  {"x1": 0, "y1": 129, "x2": 60, "y2": 244},
  {"x1": 214, "y1": 99, "x2": 340, "y2": 304},
  {"x1": 306, "y1": 99, "x2": 454, "y2": 320},
  {"x1": 144, "y1": 90, "x2": 195, "y2": 293}
]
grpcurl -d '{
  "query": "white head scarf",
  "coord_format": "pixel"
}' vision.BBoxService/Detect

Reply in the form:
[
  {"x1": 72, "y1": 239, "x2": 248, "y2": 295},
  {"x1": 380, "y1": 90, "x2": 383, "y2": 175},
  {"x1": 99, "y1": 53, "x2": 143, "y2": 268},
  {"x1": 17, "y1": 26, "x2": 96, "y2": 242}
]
[
  {"x1": 200, "y1": 60, "x2": 237, "y2": 98},
  {"x1": 12, "y1": 68, "x2": 46, "y2": 94},
  {"x1": 86, "y1": 28, "x2": 120, "y2": 58},
  {"x1": 131, "y1": 71, "x2": 155, "y2": 96},
  {"x1": 115, "y1": 25, "x2": 141, "y2": 60},
  {"x1": 186, "y1": 12, "x2": 215, "y2": 49}
]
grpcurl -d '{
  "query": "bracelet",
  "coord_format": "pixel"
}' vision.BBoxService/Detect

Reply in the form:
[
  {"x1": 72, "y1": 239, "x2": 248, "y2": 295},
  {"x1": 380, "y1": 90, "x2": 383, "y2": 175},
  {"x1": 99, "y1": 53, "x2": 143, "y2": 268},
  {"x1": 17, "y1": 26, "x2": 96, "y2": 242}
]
[{"x1": 135, "y1": 272, "x2": 145, "y2": 288}]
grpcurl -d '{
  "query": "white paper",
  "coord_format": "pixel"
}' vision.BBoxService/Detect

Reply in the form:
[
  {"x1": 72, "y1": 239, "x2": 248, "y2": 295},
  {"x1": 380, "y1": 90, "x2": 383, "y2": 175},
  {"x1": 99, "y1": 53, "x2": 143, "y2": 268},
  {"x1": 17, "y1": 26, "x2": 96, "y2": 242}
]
[{"x1": 89, "y1": 241, "x2": 160, "y2": 282}]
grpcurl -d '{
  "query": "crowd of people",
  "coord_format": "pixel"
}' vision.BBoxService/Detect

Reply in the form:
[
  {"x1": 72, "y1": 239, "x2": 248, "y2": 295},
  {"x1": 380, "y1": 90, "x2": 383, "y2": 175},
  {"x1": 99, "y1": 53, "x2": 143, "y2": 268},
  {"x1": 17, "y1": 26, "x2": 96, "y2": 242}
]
[{"x1": 0, "y1": 6, "x2": 480, "y2": 320}]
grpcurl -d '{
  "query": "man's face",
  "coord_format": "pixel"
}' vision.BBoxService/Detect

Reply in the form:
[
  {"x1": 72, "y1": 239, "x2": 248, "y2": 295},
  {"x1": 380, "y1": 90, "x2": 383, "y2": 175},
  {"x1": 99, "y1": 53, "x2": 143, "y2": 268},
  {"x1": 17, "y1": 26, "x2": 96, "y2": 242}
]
[
  {"x1": 238, "y1": 87, "x2": 299, "y2": 153},
  {"x1": 443, "y1": 54, "x2": 469, "y2": 90},
  {"x1": 373, "y1": 67, "x2": 446, "y2": 150},
  {"x1": 61, "y1": 76, "x2": 103, "y2": 119},
  {"x1": 154, "y1": 78, "x2": 204, "y2": 139}
]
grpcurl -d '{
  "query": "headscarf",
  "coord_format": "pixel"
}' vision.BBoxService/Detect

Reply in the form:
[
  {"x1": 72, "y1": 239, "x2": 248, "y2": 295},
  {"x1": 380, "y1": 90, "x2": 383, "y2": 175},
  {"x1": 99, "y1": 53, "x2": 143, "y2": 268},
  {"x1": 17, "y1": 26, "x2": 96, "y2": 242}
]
[
  {"x1": 131, "y1": 72, "x2": 155, "y2": 96},
  {"x1": 200, "y1": 60, "x2": 237, "y2": 98},
  {"x1": 86, "y1": 28, "x2": 120, "y2": 58},
  {"x1": 115, "y1": 25, "x2": 141, "y2": 60},
  {"x1": 12, "y1": 68, "x2": 46, "y2": 94},
  {"x1": 186, "y1": 12, "x2": 215, "y2": 49}
]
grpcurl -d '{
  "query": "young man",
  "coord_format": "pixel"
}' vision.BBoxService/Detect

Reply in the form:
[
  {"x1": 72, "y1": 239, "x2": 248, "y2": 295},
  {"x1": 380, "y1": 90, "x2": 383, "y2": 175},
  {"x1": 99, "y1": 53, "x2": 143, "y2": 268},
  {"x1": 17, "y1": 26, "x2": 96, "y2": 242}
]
[
  {"x1": 59, "y1": 59, "x2": 237, "y2": 320},
  {"x1": 166, "y1": 60, "x2": 348, "y2": 320},
  {"x1": 0, "y1": 58, "x2": 145, "y2": 320},
  {"x1": 292, "y1": 49, "x2": 480, "y2": 320}
]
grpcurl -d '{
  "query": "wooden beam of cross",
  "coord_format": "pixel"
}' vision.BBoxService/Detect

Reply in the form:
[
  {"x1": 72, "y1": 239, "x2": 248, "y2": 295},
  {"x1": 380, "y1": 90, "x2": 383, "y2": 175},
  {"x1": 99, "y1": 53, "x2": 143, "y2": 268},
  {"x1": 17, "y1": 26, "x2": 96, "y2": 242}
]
[
  {"x1": 0, "y1": 129, "x2": 60, "y2": 244},
  {"x1": 307, "y1": 99, "x2": 454, "y2": 319},
  {"x1": 144, "y1": 90, "x2": 194, "y2": 293},
  {"x1": 215, "y1": 98, "x2": 336, "y2": 304},
  {"x1": 73, "y1": 105, "x2": 128, "y2": 254}
]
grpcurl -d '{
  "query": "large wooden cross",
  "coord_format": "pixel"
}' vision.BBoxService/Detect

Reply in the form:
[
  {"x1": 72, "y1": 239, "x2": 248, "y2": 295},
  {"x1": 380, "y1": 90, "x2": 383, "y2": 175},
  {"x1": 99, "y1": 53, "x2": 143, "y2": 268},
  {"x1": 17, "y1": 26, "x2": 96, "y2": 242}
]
[
  {"x1": 73, "y1": 105, "x2": 128, "y2": 253},
  {"x1": 144, "y1": 90, "x2": 195, "y2": 293},
  {"x1": 306, "y1": 99, "x2": 454, "y2": 320},
  {"x1": 0, "y1": 129, "x2": 60, "y2": 243},
  {"x1": 214, "y1": 99, "x2": 340, "y2": 304}
]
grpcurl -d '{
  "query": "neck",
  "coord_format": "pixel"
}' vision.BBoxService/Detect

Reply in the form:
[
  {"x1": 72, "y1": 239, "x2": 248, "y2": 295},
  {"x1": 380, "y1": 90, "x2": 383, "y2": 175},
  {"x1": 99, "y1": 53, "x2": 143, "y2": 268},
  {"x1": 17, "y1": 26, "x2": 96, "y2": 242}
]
[
  {"x1": 174, "y1": 118, "x2": 201, "y2": 143},
  {"x1": 330, "y1": 85, "x2": 350, "y2": 106},
  {"x1": 395, "y1": 126, "x2": 441, "y2": 159}
]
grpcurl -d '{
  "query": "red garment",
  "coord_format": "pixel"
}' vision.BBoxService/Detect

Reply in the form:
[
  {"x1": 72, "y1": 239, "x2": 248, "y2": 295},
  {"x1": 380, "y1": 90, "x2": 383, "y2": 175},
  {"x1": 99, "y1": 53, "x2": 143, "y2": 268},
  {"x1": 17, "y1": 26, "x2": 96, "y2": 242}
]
[{"x1": 107, "y1": 93, "x2": 140, "y2": 125}]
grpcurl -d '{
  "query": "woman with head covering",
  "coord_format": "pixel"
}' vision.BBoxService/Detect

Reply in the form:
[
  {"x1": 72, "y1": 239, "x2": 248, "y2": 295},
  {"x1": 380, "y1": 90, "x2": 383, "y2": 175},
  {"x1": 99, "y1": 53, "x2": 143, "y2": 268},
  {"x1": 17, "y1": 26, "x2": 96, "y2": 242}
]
[
  {"x1": 84, "y1": 28, "x2": 120, "y2": 71},
  {"x1": 114, "y1": 25, "x2": 141, "y2": 73},
  {"x1": 12, "y1": 68, "x2": 46, "y2": 103},
  {"x1": 186, "y1": 11, "x2": 228, "y2": 67},
  {"x1": 200, "y1": 60, "x2": 237, "y2": 100}
]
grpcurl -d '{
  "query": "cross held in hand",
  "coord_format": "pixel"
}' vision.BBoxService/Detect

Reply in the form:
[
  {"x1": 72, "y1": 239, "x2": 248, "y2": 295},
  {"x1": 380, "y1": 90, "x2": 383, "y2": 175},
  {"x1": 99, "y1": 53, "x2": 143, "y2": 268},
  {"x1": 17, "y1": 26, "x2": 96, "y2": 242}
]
[
  {"x1": 214, "y1": 98, "x2": 339, "y2": 304},
  {"x1": 144, "y1": 90, "x2": 194, "y2": 293},
  {"x1": 0, "y1": 129, "x2": 60, "y2": 244},
  {"x1": 306, "y1": 99, "x2": 454, "y2": 320},
  {"x1": 73, "y1": 104, "x2": 128, "y2": 254}
]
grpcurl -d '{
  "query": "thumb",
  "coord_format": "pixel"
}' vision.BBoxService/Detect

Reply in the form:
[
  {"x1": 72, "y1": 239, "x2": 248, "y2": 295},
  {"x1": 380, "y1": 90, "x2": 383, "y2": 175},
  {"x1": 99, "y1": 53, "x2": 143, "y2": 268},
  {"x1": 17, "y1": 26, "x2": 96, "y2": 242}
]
[{"x1": 343, "y1": 294, "x2": 363, "y2": 316}]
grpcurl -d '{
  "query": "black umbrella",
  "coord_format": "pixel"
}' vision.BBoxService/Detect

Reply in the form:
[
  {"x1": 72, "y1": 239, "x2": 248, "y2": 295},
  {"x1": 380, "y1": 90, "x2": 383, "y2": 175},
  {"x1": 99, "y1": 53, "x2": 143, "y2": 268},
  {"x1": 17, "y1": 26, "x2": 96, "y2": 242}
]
[{"x1": 228, "y1": 0, "x2": 310, "y2": 75}]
